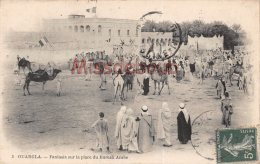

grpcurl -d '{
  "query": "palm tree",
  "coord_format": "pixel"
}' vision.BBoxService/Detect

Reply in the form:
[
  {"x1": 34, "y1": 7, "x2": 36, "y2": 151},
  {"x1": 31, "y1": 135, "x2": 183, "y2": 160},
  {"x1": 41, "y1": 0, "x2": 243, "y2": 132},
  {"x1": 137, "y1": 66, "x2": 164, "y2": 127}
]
[
  {"x1": 180, "y1": 21, "x2": 192, "y2": 43},
  {"x1": 190, "y1": 20, "x2": 205, "y2": 36},
  {"x1": 141, "y1": 20, "x2": 157, "y2": 32},
  {"x1": 231, "y1": 24, "x2": 242, "y2": 33}
]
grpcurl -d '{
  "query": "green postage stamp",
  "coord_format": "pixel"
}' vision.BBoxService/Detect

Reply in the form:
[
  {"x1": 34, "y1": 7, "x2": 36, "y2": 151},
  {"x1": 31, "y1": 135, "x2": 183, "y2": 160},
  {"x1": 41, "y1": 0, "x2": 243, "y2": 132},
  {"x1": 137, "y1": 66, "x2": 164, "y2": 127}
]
[{"x1": 216, "y1": 127, "x2": 258, "y2": 163}]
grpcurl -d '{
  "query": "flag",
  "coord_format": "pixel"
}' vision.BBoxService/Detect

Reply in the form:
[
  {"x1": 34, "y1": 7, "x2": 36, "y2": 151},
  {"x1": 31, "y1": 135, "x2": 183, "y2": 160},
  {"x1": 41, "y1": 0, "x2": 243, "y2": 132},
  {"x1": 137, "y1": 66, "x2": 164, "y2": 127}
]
[
  {"x1": 39, "y1": 37, "x2": 49, "y2": 47},
  {"x1": 92, "y1": 7, "x2": 96, "y2": 13}
]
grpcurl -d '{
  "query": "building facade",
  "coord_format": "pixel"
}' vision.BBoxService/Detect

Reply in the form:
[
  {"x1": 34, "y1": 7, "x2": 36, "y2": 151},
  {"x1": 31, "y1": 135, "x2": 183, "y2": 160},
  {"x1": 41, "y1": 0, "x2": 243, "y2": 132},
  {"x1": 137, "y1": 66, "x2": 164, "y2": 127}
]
[
  {"x1": 41, "y1": 16, "x2": 141, "y2": 55},
  {"x1": 5, "y1": 15, "x2": 142, "y2": 55},
  {"x1": 187, "y1": 35, "x2": 224, "y2": 50}
]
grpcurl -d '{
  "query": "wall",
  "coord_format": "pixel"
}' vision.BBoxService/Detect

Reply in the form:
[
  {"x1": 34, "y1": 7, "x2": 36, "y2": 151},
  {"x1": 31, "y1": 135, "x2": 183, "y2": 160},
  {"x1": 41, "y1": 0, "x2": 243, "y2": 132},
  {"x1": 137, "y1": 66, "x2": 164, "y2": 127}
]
[{"x1": 188, "y1": 35, "x2": 223, "y2": 50}]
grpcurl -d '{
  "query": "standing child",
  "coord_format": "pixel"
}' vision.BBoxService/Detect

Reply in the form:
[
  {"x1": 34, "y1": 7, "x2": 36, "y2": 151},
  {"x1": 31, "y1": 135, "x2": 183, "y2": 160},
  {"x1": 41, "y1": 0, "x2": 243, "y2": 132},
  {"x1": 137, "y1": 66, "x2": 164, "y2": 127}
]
[
  {"x1": 91, "y1": 112, "x2": 111, "y2": 153},
  {"x1": 57, "y1": 74, "x2": 61, "y2": 96},
  {"x1": 216, "y1": 78, "x2": 223, "y2": 99}
]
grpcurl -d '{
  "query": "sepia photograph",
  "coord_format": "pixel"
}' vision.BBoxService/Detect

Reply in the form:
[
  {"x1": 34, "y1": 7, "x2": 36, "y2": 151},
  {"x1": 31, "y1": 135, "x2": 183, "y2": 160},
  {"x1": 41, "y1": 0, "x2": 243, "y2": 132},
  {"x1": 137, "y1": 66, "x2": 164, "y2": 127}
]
[{"x1": 0, "y1": 0, "x2": 259, "y2": 163}]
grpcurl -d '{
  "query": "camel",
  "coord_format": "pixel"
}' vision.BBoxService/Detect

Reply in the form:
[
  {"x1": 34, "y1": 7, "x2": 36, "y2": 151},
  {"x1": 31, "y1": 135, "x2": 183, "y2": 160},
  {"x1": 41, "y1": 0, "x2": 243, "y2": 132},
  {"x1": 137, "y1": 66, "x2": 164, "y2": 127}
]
[
  {"x1": 18, "y1": 58, "x2": 32, "y2": 75},
  {"x1": 229, "y1": 66, "x2": 243, "y2": 86},
  {"x1": 112, "y1": 73, "x2": 124, "y2": 105},
  {"x1": 23, "y1": 69, "x2": 61, "y2": 96},
  {"x1": 149, "y1": 66, "x2": 170, "y2": 95}
]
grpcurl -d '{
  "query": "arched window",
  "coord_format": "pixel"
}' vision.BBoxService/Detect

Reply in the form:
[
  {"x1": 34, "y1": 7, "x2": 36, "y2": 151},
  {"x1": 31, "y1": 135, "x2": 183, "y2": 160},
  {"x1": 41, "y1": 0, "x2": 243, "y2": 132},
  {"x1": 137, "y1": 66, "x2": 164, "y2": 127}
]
[
  {"x1": 74, "y1": 26, "x2": 78, "y2": 32},
  {"x1": 142, "y1": 38, "x2": 145, "y2": 44},
  {"x1": 127, "y1": 30, "x2": 130, "y2": 36},
  {"x1": 109, "y1": 29, "x2": 111, "y2": 36},
  {"x1": 98, "y1": 25, "x2": 102, "y2": 36},
  {"x1": 156, "y1": 39, "x2": 159, "y2": 46},
  {"x1": 147, "y1": 39, "x2": 149, "y2": 43},
  {"x1": 98, "y1": 25, "x2": 102, "y2": 33},
  {"x1": 152, "y1": 39, "x2": 155, "y2": 44},
  {"x1": 161, "y1": 38, "x2": 165, "y2": 46},
  {"x1": 168, "y1": 39, "x2": 171, "y2": 46},
  {"x1": 86, "y1": 25, "x2": 90, "y2": 32},
  {"x1": 69, "y1": 26, "x2": 72, "y2": 32},
  {"x1": 80, "y1": 26, "x2": 84, "y2": 33},
  {"x1": 165, "y1": 38, "x2": 167, "y2": 44},
  {"x1": 118, "y1": 30, "x2": 120, "y2": 36}
]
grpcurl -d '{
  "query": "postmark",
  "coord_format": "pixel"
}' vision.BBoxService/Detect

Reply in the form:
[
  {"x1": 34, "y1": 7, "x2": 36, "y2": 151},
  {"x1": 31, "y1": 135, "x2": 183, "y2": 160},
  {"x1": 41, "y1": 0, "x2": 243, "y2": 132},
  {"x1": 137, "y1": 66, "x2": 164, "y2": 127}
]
[{"x1": 216, "y1": 127, "x2": 258, "y2": 163}]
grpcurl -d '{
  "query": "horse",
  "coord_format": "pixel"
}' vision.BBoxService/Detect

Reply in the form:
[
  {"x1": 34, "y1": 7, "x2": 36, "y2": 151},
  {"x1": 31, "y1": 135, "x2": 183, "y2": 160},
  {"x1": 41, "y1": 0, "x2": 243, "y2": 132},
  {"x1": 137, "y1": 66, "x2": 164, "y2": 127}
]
[
  {"x1": 149, "y1": 65, "x2": 170, "y2": 95},
  {"x1": 229, "y1": 66, "x2": 243, "y2": 86},
  {"x1": 18, "y1": 58, "x2": 32, "y2": 75},
  {"x1": 23, "y1": 69, "x2": 61, "y2": 96},
  {"x1": 112, "y1": 73, "x2": 124, "y2": 105}
]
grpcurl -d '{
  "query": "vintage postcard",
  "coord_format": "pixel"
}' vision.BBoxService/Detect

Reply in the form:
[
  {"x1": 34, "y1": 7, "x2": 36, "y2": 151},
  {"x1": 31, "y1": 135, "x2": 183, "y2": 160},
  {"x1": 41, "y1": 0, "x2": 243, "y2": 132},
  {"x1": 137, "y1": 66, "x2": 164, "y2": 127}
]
[{"x1": 0, "y1": 0, "x2": 259, "y2": 163}]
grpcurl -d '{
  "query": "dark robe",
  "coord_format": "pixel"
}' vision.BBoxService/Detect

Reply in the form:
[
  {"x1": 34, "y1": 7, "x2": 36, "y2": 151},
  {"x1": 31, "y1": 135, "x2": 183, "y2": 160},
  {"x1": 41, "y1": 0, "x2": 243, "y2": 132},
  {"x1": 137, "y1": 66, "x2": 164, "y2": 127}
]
[
  {"x1": 177, "y1": 111, "x2": 191, "y2": 144},
  {"x1": 189, "y1": 63, "x2": 196, "y2": 74},
  {"x1": 143, "y1": 78, "x2": 149, "y2": 95},
  {"x1": 221, "y1": 81, "x2": 226, "y2": 93}
]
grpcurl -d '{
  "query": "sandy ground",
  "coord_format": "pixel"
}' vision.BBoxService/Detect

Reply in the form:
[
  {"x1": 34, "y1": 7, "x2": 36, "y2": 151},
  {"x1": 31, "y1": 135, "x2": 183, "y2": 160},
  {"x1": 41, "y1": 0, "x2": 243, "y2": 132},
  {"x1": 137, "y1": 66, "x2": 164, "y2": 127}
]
[{"x1": 1, "y1": 60, "x2": 258, "y2": 164}]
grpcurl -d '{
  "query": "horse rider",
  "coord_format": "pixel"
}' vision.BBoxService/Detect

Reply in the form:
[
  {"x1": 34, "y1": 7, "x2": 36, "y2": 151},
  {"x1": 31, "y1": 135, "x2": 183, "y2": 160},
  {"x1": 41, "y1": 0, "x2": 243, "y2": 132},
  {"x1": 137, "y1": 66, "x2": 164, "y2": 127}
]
[{"x1": 44, "y1": 62, "x2": 54, "y2": 76}]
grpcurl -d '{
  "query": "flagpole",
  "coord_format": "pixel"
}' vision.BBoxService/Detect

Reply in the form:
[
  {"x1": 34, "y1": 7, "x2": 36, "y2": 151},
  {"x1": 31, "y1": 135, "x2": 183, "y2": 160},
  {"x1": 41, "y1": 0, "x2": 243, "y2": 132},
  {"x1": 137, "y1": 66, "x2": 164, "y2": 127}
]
[{"x1": 39, "y1": 45, "x2": 42, "y2": 70}]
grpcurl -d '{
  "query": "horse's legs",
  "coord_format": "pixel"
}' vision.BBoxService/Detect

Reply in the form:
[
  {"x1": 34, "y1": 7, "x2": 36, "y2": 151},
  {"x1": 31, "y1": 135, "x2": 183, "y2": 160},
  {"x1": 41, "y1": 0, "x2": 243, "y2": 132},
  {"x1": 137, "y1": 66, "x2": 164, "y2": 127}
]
[
  {"x1": 153, "y1": 81, "x2": 156, "y2": 95},
  {"x1": 23, "y1": 81, "x2": 27, "y2": 96},
  {"x1": 159, "y1": 82, "x2": 164, "y2": 95},
  {"x1": 113, "y1": 83, "x2": 118, "y2": 105},
  {"x1": 229, "y1": 73, "x2": 233, "y2": 86},
  {"x1": 42, "y1": 81, "x2": 46, "y2": 95},
  {"x1": 167, "y1": 79, "x2": 170, "y2": 95},
  {"x1": 158, "y1": 82, "x2": 161, "y2": 95},
  {"x1": 120, "y1": 84, "x2": 124, "y2": 105},
  {"x1": 27, "y1": 81, "x2": 31, "y2": 95},
  {"x1": 123, "y1": 84, "x2": 127, "y2": 100}
]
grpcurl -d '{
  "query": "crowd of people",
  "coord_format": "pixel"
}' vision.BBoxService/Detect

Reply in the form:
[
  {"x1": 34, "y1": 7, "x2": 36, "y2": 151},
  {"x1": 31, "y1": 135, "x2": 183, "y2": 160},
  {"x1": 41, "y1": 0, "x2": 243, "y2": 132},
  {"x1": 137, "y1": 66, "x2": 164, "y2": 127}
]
[{"x1": 91, "y1": 103, "x2": 192, "y2": 153}]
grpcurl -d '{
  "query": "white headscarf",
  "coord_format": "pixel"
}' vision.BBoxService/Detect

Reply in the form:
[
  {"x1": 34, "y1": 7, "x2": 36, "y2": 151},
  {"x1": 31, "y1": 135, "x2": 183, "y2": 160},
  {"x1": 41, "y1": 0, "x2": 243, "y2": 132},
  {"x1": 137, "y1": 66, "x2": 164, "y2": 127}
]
[
  {"x1": 141, "y1": 105, "x2": 149, "y2": 115},
  {"x1": 179, "y1": 103, "x2": 190, "y2": 123},
  {"x1": 115, "y1": 106, "x2": 127, "y2": 137},
  {"x1": 162, "y1": 102, "x2": 169, "y2": 111}
]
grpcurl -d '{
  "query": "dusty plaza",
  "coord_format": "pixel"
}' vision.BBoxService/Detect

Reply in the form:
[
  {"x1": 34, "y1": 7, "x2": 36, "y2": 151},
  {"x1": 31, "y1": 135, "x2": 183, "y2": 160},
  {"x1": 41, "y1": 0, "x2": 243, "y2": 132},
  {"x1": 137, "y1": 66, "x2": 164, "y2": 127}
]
[
  {"x1": 1, "y1": 58, "x2": 258, "y2": 163},
  {"x1": 0, "y1": 1, "x2": 259, "y2": 164}
]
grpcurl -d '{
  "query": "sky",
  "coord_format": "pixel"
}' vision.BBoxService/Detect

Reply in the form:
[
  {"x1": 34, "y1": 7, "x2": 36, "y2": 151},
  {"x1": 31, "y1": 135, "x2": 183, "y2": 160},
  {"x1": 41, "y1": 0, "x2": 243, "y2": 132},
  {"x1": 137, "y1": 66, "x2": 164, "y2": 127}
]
[{"x1": 0, "y1": 0, "x2": 259, "y2": 38}]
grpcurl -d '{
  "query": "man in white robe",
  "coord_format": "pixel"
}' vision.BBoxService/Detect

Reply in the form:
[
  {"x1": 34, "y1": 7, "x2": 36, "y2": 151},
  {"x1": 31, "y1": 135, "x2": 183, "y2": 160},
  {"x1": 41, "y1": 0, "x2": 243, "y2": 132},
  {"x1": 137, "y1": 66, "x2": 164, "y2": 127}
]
[
  {"x1": 121, "y1": 108, "x2": 141, "y2": 153},
  {"x1": 137, "y1": 105, "x2": 155, "y2": 153},
  {"x1": 115, "y1": 106, "x2": 126, "y2": 150},
  {"x1": 157, "y1": 102, "x2": 172, "y2": 147}
]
